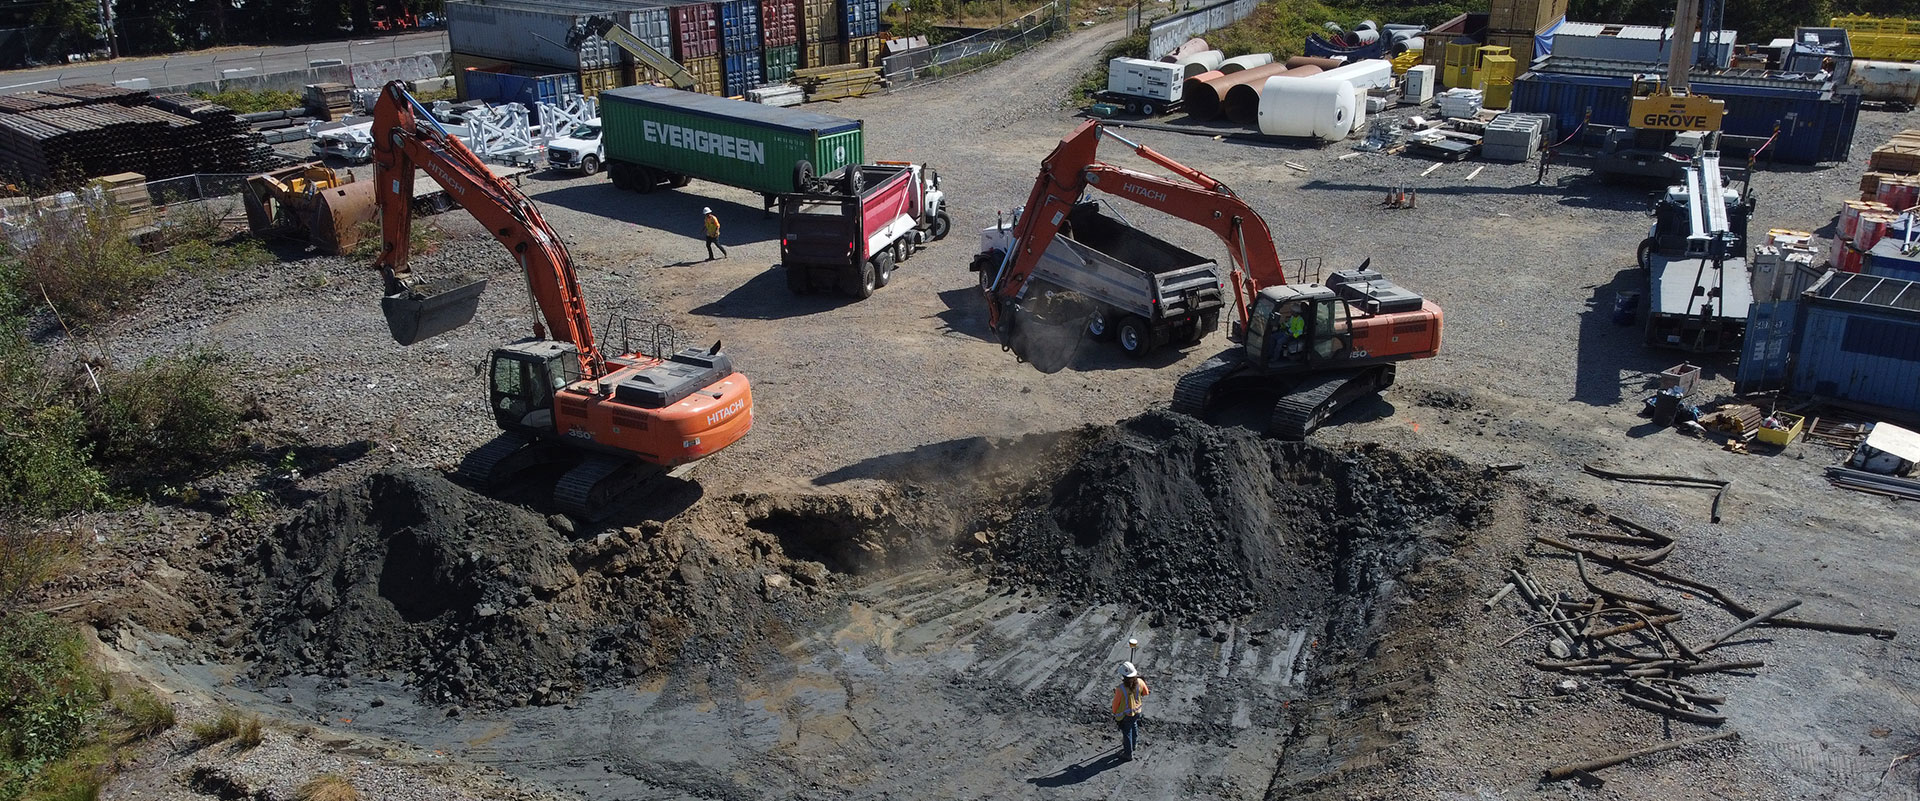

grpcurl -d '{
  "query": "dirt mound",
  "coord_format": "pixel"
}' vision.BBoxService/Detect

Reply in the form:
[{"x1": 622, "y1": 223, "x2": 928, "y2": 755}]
[
  {"x1": 242, "y1": 468, "x2": 910, "y2": 709},
  {"x1": 982, "y1": 411, "x2": 1495, "y2": 627}
]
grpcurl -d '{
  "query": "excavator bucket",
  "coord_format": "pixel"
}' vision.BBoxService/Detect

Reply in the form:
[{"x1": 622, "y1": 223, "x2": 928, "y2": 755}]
[
  {"x1": 383, "y1": 277, "x2": 489, "y2": 345},
  {"x1": 306, "y1": 179, "x2": 379, "y2": 256},
  {"x1": 1006, "y1": 293, "x2": 1094, "y2": 374}
]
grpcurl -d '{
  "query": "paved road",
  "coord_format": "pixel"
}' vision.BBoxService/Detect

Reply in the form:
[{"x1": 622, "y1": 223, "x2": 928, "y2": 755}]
[{"x1": 0, "y1": 30, "x2": 449, "y2": 93}]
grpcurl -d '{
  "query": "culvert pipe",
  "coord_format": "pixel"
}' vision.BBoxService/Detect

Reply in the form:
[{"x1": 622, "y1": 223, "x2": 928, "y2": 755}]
[
  {"x1": 1256, "y1": 76, "x2": 1357, "y2": 140},
  {"x1": 1286, "y1": 56, "x2": 1346, "y2": 70},
  {"x1": 1185, "y1": 63, "x2": 1318, "y2": 122},
  {"x1": 1217, "y1": 53, "x2": 1274, "y2": 74},
  {"x1": 1219, "y1": 64, "x2": 1326, "y2": 124},
  {"x1": 1172, "y1": 49, "x2": 1225, "y2": 79},
  {"x1": 1160, "y1": 37, "x2": 1209, "y2": 61}
]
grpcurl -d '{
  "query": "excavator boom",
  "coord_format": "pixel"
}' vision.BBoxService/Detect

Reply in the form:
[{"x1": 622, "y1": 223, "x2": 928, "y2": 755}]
[{"x1": 369, "y1": 81, "x2": 605, "y2": 377}]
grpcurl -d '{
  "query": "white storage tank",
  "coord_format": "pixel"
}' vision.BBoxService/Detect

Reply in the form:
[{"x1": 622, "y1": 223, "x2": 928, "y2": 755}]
[
  {"x1": 1850, "y1": 60, "x2": 1920, "y2": 106},
  {"x1": 1257, "y1": 76, "x2": 1357, "y2": 140}
]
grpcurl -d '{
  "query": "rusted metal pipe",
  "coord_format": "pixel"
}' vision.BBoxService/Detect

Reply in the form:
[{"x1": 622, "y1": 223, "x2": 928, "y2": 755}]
[
  {"x1": 1285, "y1": 56, "x2": 1344, "y2": 70},
  {"x1": 1222, "y1": 65, "x2": 1325, "y2": 124},
  {"x1": 1181, "y1": 62, "x2": 1311, "y2": 121}
]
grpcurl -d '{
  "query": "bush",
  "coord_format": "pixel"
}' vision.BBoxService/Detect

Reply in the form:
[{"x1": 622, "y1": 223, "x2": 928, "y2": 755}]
[
  {"x1": 84, "y1": 350, "x2": 244, "y2": 480},
  {"x1": 295, "y1": 774, "x2": 359, "y2": 801},
  {"x1": 0, "y1": 201, "x2": 158, "y2": 324},
  {"x1": 0, "y1": 407, "x2": 106, "y2": 520},
  {"x1": 0, "y1": 614, "x2": 104, "y2": 799},
  {"x1": 190, "y1": 710, "x2": 262, "y2": 749},
  {"x1": 0, "y1": 519, "x2": 82, "y2": 619}
]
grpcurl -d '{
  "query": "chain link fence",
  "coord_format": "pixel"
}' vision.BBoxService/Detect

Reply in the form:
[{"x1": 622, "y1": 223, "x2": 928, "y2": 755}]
[
  {"x1": 1, "y1": 172, "x2": 253, "y2": 248},
  {"x1": 881, "y1": 0, "x2": 1069, "y2": 85}
]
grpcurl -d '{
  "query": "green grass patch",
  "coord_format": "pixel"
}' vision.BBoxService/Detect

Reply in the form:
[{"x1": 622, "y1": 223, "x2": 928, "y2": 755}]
[
  {"x1": 189, "y1": 88, "x2": 303, "y2": 115},
  {"x1": 190, "y1": 710, "x2": 262, "y2": 750}
]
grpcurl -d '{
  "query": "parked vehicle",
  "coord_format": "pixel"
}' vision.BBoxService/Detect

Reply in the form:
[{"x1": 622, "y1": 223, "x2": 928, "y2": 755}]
[
  {"x1": 546, "y1": 118, "x2": 604, "y2": 174},
  {"x1": 780, "y1": 162, "x2": 950, "y2": 298},
  {"x1": 973, "y1": 202, "x2": 1225, "y2": 358},
  {"x1": 599, "y1": 85, "x2": 863, "y2": 206}
]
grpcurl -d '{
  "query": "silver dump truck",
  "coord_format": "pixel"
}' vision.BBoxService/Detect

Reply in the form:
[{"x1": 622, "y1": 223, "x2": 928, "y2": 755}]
[{"x1": 973, "y1": 203, "x2": 1225, "y2": 357}]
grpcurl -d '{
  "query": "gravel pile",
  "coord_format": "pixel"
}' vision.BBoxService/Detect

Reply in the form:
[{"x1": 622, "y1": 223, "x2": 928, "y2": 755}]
[{"x1": 982, "y1": 410, "x2": 1495, "y2": 628}]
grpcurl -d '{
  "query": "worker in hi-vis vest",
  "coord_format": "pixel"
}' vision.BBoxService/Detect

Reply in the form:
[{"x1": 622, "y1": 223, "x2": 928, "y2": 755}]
[
  {"x1": 1111, "y1": 661, "x2": 1150, "y2": 761},
  {"x1": 702, "y1": 206, "x2": 728, "y2": 261}
]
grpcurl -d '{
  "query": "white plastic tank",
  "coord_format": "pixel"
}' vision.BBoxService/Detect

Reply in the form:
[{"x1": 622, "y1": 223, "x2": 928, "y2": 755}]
[
  {"x1": 1850, "y1": 60, "x2": 1920, "y2": 105},
  {"x1": 1314, "y1": 58, "x2": 1395, "y2": 91},
  {"x1": 1218, "y1": 53, "x2": 1275, "y2": 74},
  {"x1": 1257, "y1": 76, "x2": 1357, "y2": 140}
]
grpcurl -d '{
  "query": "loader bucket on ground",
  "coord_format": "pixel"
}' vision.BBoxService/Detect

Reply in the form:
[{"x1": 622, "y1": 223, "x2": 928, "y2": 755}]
[
  {"x1": 1007, "y1": 295, "x2": 1093, "y2": 374},
  {"x1": 383, "y1": 277, "x2": 489, "y2": 346},
  {"x1": 308, "y1": 180, "x2": 379, "y2": 256}
]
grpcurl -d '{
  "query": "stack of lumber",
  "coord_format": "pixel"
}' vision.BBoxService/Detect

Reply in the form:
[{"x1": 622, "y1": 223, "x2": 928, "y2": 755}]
[
  {"x1": 90, "y1": 171, "x2": 153, "y2": 226},
  {"x1": 1868, "y1": 129, "x2": 1920, "y2": 176},
  {"x1": 303, "y1": 83, "x2": 353, "y2": 121},
  {"x1": 1703, "y1": 404, "x2": 1763, "y2": 438},
  {"x1": 792, "y1": 64, "x2": 882, "y2": 101}
]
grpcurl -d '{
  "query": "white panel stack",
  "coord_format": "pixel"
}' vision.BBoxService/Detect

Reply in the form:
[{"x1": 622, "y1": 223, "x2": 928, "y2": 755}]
[
  {"x1": 1436, "y1": 87, "x2": 1483, "y2": 119},
  {"x1": 1482, "y1": 112, "x2": 1546, "y2": 162}
]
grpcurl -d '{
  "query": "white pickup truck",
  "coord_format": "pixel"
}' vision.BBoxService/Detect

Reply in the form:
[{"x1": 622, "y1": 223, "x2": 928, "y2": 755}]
[{"x1": 545, "y1": 118, "x2": 604, "y2": 175}]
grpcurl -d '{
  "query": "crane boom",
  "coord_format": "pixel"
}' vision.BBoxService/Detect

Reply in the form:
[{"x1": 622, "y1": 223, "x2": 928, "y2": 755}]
[
  {"x1": 370, "y1": 81, "x2": 605, "y2": 378},
  {"x1": 574, "y1": 16, "x2": 697, "y2": 92}
]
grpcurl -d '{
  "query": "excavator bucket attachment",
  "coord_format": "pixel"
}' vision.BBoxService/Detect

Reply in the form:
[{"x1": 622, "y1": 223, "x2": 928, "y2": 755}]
[
  {"x1": 307, "y1": 179, "x2": 379, "y2": 256},
  {"x1": 1006, "y1": 292, "x2": 1094, "y2": 374},
  {"x1": 383, "y1": 277, "x2": 489, "y2": 345}
]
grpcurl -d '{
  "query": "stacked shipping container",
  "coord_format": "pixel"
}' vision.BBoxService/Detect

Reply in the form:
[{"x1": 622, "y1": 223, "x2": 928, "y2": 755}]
[{"x1": 719, "y1": 0, "x2": 764, "y2": 96}]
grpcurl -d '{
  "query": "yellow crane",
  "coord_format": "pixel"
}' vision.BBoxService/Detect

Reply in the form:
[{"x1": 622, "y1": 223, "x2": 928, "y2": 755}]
[
  {"x1": 1627, "y1": 0, "x2": 1725, "y2": 133},
  {"x1": 567, "y1": 16, "x2": 697, "y2": 92}
]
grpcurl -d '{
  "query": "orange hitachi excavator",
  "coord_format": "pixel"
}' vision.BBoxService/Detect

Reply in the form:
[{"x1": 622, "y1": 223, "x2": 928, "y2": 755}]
[
  {"x1": 980, "y1": 120, "x2": 1443, "y2": 438},
  {"x1": 364, "y1": 81, "x2": 753, "y2": 517}
]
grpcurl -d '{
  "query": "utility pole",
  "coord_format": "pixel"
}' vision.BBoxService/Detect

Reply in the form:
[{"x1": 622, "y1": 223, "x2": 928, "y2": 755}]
[{"x1": 99, "y1": 0, "x2": 119, "y2": 59}]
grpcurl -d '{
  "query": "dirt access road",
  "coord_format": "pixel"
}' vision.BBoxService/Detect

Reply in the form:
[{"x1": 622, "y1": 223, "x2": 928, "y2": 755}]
[{"x1": 61, "y1": 15, "x2": 1920, "y2": 801}]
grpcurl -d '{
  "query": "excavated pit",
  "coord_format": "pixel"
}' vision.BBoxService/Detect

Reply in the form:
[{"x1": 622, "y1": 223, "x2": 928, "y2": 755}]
[{"x1": 231, "y1": 411, "x2": 1505, "y2": 730}]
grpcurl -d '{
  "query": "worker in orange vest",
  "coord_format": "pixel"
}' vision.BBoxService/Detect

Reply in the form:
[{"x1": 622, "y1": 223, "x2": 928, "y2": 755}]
[
  {"x1": 702, "y1": 206, "x2": 728, "y2": 261},
  {"x1": 1111, "y1": 661, "x2": 1150, "y2": 761}
]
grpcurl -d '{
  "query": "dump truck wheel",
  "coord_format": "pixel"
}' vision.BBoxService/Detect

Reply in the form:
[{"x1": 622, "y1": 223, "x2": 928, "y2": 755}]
[
  {"x1": 1117, "y1": 316, "x2": 1155, "y2": 358},
  {"x1": 873, "y1": 250, "x2": 895, "y2": 289},
  {"x1": 1087, "y1": 312, "x2": 1115, "y2": 342},
  {"x1": 785, "y1": 264, "x2": 809, "y2": 294},
  {"x1": 929, "y1": 210, "x2": 951, "y2": 241},
  {"x1": 842, "y1": 259, "x2": 877, "y2": 299}
]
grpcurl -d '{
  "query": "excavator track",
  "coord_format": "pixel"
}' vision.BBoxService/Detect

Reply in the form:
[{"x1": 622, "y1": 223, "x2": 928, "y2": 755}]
[
  {"x1": 1171, "y1": 355, "x2": 1241, "y2": 418},
  {"x1": 1268, "y1": 367, "x2": 1392, "y2": 440},
  {"x1": 456, "y1": 432, "x2": 535, "y2": 487},
  {"x1": 553, "y1": 455, "x2": 662, "y2": 522}
]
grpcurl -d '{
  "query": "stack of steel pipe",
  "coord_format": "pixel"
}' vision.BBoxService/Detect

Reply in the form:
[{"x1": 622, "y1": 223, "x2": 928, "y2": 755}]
[
  {"x1": 1220, "y1": 64, "x2": 1326, "y2": 123},
  {"x1": 1185, "y1": 62, "x2": 1322, "y2": 122}
]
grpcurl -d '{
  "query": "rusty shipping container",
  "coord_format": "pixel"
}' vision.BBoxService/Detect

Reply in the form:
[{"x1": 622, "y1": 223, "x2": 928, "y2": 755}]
[
  {"x1": 803, "y1": 39, "x2": 847, "y2": 68},
  {"x1": 684, "y1": 54, "x2": 725, "y2": 94},
  {"x1": 847, "y1": 35, "x2": 881, "y2": 67},
  {"x1": 673, "y1": 2, "x2": 722, "y2": 60},
  {"x1": 762, "y1": 0, "x2": 799, "y2": 47},
  {"x1": 801, "y1": 0, "x2": 840, "y2": 44}
]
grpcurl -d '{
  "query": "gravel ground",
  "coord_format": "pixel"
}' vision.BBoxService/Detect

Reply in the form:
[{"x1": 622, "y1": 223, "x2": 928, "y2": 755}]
[{"x1": 34, "y1": 18, "x2": 1920, "y2": 801}]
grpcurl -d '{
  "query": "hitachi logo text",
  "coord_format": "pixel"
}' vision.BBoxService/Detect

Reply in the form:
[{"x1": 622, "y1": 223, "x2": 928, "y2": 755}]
[
  {"x1": 707, "y1": 398, "x2": 746, "y2": 426},
  {"x1": 1123, "y1": 183, "x2": 1167, "y2": 202},
  {"x1": 643, "y1": 121, "x2": 767, "y2": 165}
]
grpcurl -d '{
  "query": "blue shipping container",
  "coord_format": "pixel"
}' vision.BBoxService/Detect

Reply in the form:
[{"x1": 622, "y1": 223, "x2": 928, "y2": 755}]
[
  {"x1": 461, "y1": 70, "x2": 581, "y2": 120},
  {"x1": 1511, "y1": 69, "x2": 1860, "y2": 164},
  {"x1": 1868, "y1": 238, "x2": 1920, "y2": 282},
  {"x1": 841, "y1": 0, "x2": 878, "y2": 39},
  {"x1": 719, "y1": 0, "x2": 762, "y2": 55},
  {"x1": 1790, "y1": 272, "x2": 1920, "y2": 415},
  {"x1": 724, "y1": 50, "x2": 765, "y2": 96}
]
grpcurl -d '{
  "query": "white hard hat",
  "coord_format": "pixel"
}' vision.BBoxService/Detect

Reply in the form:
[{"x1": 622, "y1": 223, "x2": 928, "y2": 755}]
[
  {"x1": 1119, "y1": 661, "x2": 1139, "y2": 678},
  {"x1": 702, "y1": 206, "x2": 712, "y2": 214}
]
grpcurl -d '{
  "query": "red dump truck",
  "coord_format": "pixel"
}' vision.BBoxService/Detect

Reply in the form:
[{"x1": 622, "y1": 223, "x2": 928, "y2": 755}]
[{"x1": 778, "y1": 161, "x2": 951, "y2": 299}]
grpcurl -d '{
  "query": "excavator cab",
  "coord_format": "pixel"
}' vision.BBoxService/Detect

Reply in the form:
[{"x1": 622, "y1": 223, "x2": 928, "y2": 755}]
[
  {"x1": 487, "y1": 340, "x2": 582, "y2": 433},
  {"x1": 1245, "y1": 285, "x2": 1350, "y2": 369}
]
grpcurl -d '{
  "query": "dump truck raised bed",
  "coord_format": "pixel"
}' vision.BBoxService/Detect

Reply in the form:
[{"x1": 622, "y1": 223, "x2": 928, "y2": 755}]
[
  {"x1": 972, "y1": 203, "x2": 1225, "y2": 358},
  {"x1": 779, "y1": 162, "x2": 950, "y2": 299},
  {"x1": 599, "y1": 85, "x2": 863, "y2": 207}
]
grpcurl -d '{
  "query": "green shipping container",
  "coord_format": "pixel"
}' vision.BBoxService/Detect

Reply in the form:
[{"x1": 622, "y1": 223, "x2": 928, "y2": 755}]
[
  {"x1": 764, "y1": 44, "x2": 799, "y2": 83},
  {"x1": 600, "y1": 85, "x2": 863, "y2": 197}
]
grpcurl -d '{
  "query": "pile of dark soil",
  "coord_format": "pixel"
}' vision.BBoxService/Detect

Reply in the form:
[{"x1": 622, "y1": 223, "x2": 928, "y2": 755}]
[
  {"x1": 240, "y1": 468, "x2": 903, "y2": 709},
  {"x1": 982, "y1": 411, "x2": 1496, "y2": 628}
]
